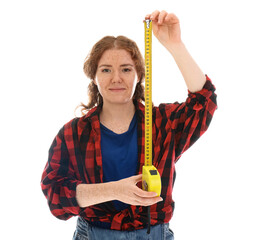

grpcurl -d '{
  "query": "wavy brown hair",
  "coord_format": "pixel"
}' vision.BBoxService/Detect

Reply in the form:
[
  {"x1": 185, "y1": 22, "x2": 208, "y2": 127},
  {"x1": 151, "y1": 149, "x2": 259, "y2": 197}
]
[{"x1": 79, "y1": 35, "x2": 145, "y2": 115}]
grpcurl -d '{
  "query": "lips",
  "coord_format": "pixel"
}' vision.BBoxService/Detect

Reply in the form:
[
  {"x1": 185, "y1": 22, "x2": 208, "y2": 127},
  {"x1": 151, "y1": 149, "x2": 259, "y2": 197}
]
[{"x1": 109, "y1": 88, "x2": 126, "y2": 91}]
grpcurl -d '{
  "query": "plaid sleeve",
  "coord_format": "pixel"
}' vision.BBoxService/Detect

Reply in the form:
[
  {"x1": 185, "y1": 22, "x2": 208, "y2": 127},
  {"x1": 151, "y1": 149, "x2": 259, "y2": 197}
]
[
  {"x1": 41, "y1": 126, "x2": 83, "y2": 220},
  {"x1": 169, "y1": 74, "x2": 217, "y2": 162}
]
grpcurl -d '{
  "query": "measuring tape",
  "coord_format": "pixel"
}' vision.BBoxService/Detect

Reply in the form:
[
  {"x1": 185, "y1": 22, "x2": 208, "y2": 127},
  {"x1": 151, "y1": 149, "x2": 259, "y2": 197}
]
[{"x1": 142, "y1": 19, "x2": 161, "y2": 197}]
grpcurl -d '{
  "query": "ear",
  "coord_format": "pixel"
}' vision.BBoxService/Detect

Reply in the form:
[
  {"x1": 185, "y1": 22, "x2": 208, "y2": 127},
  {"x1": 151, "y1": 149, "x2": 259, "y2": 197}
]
[{"x1": 93, "y1": 78, "x2": 97, "y2": 85}]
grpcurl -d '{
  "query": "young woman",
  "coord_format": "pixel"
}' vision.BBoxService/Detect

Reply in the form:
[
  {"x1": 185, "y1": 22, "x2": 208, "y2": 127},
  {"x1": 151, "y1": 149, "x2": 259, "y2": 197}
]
[{"x1": 41, "y1": 10, "x2": 217, "y2": 240}]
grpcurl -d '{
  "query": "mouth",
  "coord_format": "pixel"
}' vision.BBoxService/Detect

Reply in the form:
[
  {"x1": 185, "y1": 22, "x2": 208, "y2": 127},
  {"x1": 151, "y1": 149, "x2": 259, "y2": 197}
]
[{"x1": 109, "y1": 88, "x2": 126, "y2": 92}]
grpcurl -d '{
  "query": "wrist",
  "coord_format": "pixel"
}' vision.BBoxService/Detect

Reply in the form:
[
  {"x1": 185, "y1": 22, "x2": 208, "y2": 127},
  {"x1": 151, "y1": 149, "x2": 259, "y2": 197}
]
[
  {"x1": 107, "y1": 181, "x2": 118, "y2": 201},
  {"x1": 167, "y1": 41, "x2": 186, "y2": 56}
]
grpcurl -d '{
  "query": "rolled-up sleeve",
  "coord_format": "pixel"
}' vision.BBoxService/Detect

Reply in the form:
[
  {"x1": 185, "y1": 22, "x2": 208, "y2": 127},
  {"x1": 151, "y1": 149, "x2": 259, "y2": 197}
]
[
  {"x1": 41, "y1": 127, "x2": 83, "y2": 220},
  {"x1": 169, "y1": 74, "x2": 217, "y2": 162}
]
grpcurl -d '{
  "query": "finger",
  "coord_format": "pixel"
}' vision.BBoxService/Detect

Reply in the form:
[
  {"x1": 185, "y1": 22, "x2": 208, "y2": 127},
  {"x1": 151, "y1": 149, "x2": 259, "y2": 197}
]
[
  {"x1": 145, "y1": 14, "x2": 151, "y2": 20},
  {"x1": 164, "y1": 13, "x2": 179, "y2": 24},
  {"x1": 131, "y1": 174, "x2": 142, "y2": 184},
  {"x1": 133, "y1": 195, "x2": 163, "y2": 206},
  {"x1": 158, "y1": 10, "x2": 168, "y2": 25},
  {"x1": 133, "y1": 186, "x2": 158, "y2": 198},
  {"x1": 150, "y1": 10, "x2": 160, "y2": 21}
]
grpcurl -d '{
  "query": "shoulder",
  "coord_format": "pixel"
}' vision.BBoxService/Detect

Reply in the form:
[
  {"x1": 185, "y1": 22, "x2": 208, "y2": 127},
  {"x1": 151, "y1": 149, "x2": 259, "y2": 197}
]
[
  {"x1": 153, "y1": 102, "x2": 185, "y2": 117},
  {"x1": 136, "y1": 100, "x2": 183, "y2": 113},
  {"x1": 135, "y1": 100, "x2": 184, "y2": 120},
  {"x1": 60, "y1": 106, "x2": 100, "y2": 135}
]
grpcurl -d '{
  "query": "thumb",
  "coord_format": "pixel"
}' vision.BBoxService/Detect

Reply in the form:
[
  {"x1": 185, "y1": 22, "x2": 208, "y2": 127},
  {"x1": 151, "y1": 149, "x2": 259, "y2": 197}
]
[{"x1": 132, "y1": 174, "x2": 142, "y2": 184}]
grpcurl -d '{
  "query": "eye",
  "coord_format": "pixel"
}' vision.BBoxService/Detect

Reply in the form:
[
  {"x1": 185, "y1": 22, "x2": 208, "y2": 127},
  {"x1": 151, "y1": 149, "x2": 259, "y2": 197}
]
[
  {"x1": 122, "y1": 68, "x2": 132, "y2": 73},
  {"x1": 101, "y1": 68, "x2": 111, "y2": 73}
]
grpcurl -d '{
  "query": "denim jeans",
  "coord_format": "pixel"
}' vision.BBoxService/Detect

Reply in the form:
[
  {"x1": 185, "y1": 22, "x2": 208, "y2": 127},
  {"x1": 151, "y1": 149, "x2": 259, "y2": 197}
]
[{"x1": 73, "y1": 217, "x2": 174, "y2": 240}]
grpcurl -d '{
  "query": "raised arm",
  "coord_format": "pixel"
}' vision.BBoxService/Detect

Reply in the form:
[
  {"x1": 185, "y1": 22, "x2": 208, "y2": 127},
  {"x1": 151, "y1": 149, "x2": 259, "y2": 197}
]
[{"x1": 145, "y1": 10, "x2": 206, "y2": 93}]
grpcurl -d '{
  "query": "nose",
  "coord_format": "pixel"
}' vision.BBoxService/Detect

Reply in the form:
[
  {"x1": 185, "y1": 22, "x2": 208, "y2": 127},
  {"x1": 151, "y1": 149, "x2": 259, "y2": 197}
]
[{"x1": 111, "y1": 70, "x2": 122, "y2": 83}]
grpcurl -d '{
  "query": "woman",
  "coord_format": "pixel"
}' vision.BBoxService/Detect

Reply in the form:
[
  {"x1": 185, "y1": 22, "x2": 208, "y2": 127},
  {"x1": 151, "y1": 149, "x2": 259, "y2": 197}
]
[{"x1": 41, "y1": 10, "x2": 217, "y2": 240}]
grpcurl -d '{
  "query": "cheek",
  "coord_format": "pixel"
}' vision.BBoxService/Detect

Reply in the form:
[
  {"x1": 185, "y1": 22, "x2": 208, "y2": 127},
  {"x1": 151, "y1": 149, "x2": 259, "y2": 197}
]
[
  {"x1": 94, "y1": 78, "x2": 105, "y2": 95},
  {"x1": 132, "y1": 75, "x2": 139, "y2": 90},
  {"x1": 97, "y1": 84, "x2": 106, "y2": 96}
]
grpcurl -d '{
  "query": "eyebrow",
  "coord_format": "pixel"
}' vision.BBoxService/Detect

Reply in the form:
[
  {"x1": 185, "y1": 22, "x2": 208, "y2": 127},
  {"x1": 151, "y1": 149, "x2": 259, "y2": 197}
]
[{"x1": 98, "y1": 64, "x2": 134, "y2": 68}]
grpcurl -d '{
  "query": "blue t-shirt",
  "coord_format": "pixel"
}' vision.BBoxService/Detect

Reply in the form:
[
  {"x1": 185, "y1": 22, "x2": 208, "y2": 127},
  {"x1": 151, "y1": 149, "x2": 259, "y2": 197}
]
[{"x1": 91, "y1": 113, "x2": 138, "y2": 228}]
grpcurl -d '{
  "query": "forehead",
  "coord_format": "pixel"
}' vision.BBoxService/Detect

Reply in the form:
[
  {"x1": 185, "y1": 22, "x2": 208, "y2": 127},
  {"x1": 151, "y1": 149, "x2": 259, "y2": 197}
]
[{"x1": 98, "y1": 49, "x2": 134, "y2": 65}]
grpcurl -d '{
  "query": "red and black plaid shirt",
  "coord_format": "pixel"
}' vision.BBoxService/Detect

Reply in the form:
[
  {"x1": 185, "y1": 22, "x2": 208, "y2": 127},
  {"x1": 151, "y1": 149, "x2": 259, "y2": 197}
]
[{"x1": 41, "y1": 75, "x2": 217, "y2": 231}]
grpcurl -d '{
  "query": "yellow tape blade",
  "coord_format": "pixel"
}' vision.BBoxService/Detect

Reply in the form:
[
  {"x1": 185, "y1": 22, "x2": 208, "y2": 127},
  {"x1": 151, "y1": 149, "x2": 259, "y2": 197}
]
[{"x1": 144, "y1": 20, "x2": 152, "y2": 167}]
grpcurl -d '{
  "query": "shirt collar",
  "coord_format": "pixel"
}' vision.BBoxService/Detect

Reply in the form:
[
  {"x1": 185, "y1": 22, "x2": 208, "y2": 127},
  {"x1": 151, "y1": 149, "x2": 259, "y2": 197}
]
[
  {"x1": 82, "y1": 103, "x2": 102, "y2": 122},
  {"x1": 133, "y1": 100, "x2": 145, "y2": 120}
]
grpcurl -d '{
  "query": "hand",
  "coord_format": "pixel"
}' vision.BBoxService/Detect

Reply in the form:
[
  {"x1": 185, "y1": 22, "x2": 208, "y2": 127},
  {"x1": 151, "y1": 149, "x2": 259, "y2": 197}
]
[
  {"x1": 113, "y1": 174, "x2": 163, "y2": 206},
  {"x1": 145, "y1": 10, "x2": 182, "y2": 51}
]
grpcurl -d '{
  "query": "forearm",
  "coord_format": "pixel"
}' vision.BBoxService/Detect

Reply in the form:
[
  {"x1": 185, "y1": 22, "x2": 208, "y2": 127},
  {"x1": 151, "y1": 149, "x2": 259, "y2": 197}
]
[
  {"x1": 167, "y1": 42, "x2": 206, "y2": 93},
  {"x1": 76, "y1": 175, "x2": 162, "y2": 208},
  {"x1": 76, "y1": 182, "x2": 116, "y2": 208}
]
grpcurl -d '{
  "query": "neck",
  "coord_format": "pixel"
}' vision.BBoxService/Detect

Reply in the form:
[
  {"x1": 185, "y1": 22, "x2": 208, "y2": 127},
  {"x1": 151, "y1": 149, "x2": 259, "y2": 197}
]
[{"x1": 100, "y1": 100, "x2": 136, "y2": 124}]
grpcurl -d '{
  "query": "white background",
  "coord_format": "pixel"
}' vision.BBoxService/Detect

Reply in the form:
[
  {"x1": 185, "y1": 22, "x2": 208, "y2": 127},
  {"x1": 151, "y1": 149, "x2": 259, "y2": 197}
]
[{"x1": 1, "y1": 0, "x2": 269, "y2": 239}]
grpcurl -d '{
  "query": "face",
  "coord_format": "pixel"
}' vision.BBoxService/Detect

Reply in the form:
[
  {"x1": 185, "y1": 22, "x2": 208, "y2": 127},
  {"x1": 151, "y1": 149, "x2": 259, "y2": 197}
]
[{"x1": 94, "y1": 49, "x2": 139, "y2": 106}]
